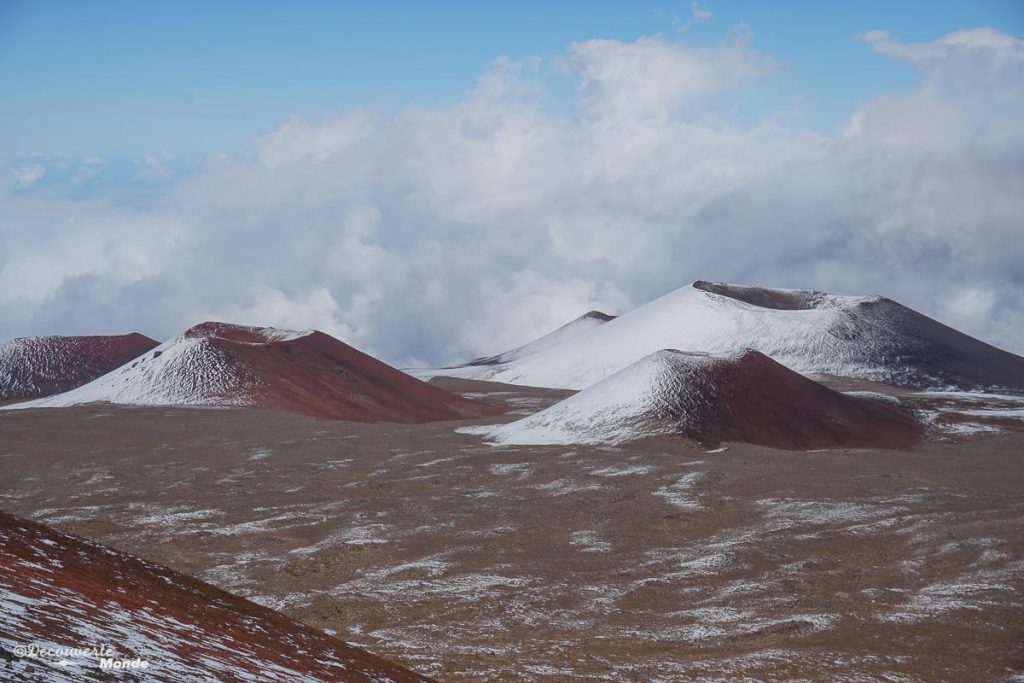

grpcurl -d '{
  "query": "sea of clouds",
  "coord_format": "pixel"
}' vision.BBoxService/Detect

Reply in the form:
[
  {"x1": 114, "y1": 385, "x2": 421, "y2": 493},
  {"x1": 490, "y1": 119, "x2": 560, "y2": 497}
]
[{"x1": 2, "y1": 26, "x2": 1022, "y2": 365}]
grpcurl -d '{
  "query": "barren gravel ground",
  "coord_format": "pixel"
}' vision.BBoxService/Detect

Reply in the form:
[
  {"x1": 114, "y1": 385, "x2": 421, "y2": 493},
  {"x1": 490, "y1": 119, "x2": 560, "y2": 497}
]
[{"x1": 1, "y1": 379, "x2": 1023, "y2": 682}]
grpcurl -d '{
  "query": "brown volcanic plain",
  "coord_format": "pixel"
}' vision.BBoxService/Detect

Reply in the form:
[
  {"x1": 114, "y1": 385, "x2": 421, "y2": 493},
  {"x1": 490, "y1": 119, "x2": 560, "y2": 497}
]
[{"x1": 1, "y1": 376, "x2": 1022, "y2": 681}]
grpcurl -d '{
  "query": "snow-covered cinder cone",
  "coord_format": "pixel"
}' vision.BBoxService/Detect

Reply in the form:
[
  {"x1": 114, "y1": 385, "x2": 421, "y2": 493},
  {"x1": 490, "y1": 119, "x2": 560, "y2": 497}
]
[
  {"x1": 0, "y1": 333, "x2": 158, "y2": 403},
  {"x1": 465, "y1": 349, "x2": 922, "y2": 450},
  {"x1": 425, "y1": 281, "x2": 1024, "y2": 392},
  {"x1": 8, "y1": 322, "x2": 501, "y2": 423}
]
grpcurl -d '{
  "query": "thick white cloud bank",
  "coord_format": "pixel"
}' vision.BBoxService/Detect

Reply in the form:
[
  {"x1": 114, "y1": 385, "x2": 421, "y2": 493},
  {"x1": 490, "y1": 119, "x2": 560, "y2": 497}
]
[{"x1": 1, "y1": 27, "x2": 1023, "y2": 366}]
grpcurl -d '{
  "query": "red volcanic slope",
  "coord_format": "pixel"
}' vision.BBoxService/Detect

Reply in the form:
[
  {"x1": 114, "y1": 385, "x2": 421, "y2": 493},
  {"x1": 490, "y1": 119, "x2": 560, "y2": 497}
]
[
  {"x1": 680, "y1": 350, "x2": 924, "y2": 449},
  {"x1": 184, "y1": 322, "x2": 502, "y2": 421},
  {"x1": 29, "y1": 322, "x2": 502, "y2": 423},
  {"x1": 0, "y1": 511, "x2": 432, "y2": 682},
  {"x1": 0, "y1": 333, "x2": 158, "y2": 402}
]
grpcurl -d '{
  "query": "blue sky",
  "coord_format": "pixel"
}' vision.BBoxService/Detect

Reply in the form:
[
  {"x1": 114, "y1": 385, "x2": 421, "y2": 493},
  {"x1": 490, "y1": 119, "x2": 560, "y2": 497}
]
[{"x1": 2, "y1": 0, "x2": 1021, "y2": 156}]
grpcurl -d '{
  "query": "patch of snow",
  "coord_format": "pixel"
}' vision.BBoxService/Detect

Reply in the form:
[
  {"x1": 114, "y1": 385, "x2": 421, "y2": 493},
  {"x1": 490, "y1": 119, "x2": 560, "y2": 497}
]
[
  {"x1": 534, "y1": 478, "x2": 603, "y2": 495},
  {"x1": 569, "y1": 530, "x2": 612, "y2": 553},
  {"x1": 587, "y1": 464, "x2": 659, "y2": 477},
  {"x1": 844, "y1": 390, "x2": 903, "y2": 404},
  {"x1": 487, "y1": 463, "x2": 532, "y2": 477},
  {"x1": 653, "y1": 472, "x2": 704, "y2": 510}
]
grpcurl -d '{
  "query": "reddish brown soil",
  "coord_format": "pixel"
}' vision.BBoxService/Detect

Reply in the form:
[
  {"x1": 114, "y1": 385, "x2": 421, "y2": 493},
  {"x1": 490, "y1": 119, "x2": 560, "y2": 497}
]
[
  {"x1": 0, "y1": 510, "x2": 432, "y2": 682},
  {"x1": 0, "y1": 333, "x2": 158, "y2": 401},
  {"x1": 1, "y1": 392, "x2": 1021, "y2": 682},
  {"x1": 189, "y1": 322, "x2": 503, "y2": 422},
  {"x1": 685, "y1": 350, "x2": 924, "y2": 450}
]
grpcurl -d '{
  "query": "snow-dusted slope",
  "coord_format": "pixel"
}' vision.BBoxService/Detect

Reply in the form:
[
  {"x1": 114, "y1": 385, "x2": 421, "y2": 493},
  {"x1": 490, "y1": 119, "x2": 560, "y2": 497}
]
[
  {"x1": 9, "y1": 322, "x2": 501, "y2": 422},
  {"x1": 429, "y1": 281, "x2": 1024, "y2": 391},
  {"x1": 465, "y1": 310, "x2": 615, "y2": 367},
  {"x1": 410, "y1": 310, "x2": 615, "y2": 381},
  {"x1": 0, "y1": 511, "x2": 431, "y2": 682},
  {"x1": 463, "y1": 349, "x2": 922, "y2": 450},
  {"x1": 0, "y1": 333, "x2": 158, "y2": 402},
  {"x1": 17, "y1": 330, "x2": 257, "y2": 407}
]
